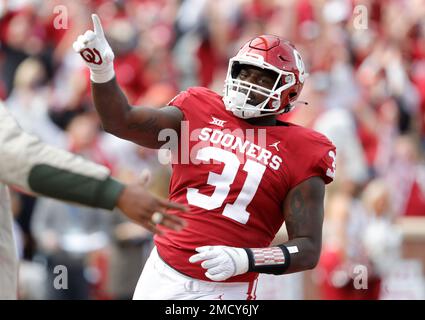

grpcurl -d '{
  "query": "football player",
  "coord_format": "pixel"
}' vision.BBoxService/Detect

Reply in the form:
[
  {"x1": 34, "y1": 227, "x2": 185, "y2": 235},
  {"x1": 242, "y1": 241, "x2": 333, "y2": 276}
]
[
  {"x1": 74, "y1": 14, "x2": 336, "y2": 300},
  {"x1": 0, "y1": 101, "x2": 185, "y2": 299}
]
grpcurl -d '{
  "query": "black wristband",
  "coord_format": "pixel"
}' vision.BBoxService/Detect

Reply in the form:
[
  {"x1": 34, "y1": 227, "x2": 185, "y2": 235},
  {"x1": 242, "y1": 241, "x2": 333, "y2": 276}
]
[
  {"x1": 244, "y1": 245, "x2": 291, "y2": 275},
  {"x1": 277, "y1": 244, "x2": 291, "y2": 273}
]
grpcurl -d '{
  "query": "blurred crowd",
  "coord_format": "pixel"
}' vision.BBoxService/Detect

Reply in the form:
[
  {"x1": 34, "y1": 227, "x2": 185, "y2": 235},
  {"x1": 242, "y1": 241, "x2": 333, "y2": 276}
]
[{"x1": 0, "y1": 0, "x2": 424, "y2": 299}]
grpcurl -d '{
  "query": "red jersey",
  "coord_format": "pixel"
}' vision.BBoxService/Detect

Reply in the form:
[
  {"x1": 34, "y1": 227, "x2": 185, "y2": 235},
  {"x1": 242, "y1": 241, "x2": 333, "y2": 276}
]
[{"x1": 155, "y1": 87, "x2": 336, "y2": 282}]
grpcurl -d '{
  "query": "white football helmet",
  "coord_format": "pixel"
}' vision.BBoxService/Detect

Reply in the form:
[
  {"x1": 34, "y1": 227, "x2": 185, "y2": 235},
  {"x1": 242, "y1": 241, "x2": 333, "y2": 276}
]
[{"x1": 223, "y1": 35, "x2": 306, "y2": 119}]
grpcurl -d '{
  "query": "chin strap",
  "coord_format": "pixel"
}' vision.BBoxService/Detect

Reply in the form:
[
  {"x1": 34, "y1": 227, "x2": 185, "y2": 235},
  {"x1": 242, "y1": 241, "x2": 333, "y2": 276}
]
[
  {"x1": 283, "y1": 101, "x2": 309, "y2": 113},
  {"x1": 224, "y1": 88, "x2": 309, "y2": 118},
  {"x1": 231, "y1": 108, "x2": 260, "y2": 119}
]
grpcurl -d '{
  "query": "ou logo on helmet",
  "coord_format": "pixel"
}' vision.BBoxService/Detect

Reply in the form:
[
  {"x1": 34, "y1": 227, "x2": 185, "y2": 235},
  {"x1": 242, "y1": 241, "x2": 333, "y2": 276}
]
[{"x1": 293, "y1": 49, "x2": 306, "y2": 83}]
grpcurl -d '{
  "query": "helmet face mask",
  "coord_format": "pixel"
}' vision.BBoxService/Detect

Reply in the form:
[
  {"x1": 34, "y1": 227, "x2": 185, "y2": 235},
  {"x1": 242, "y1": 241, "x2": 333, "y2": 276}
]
[{"x1": 222, "y1": 35, "x2": 305, "y2": 119}]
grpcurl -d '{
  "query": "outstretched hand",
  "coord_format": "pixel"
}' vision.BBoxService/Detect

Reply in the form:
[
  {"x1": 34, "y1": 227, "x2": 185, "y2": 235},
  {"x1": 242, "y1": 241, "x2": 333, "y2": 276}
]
[{"x1": 117, "y1": 170, "x2": 187, "y2": 235}]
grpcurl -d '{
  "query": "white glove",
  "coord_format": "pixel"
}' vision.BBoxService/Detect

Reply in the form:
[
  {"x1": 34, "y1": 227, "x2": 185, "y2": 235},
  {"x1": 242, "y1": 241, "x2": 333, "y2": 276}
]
[
  {"x1": 189, "y1": 246, "x2": 249, "y2": 281},
  {"x1": 73, "y1": 14, "x2": 115, "y2": 83}
]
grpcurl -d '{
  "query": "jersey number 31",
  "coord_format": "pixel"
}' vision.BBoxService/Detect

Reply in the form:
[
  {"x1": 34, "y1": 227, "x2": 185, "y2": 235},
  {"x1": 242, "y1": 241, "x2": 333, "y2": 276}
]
[{"x1": 186, "y1": 147, "x2": 266, "y2": 224}]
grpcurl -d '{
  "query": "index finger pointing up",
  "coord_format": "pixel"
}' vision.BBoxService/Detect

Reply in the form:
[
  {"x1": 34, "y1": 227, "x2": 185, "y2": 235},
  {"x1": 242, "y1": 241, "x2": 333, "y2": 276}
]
[{"x1": 91, "y1": 14, "x2": 105, "y2": 38}]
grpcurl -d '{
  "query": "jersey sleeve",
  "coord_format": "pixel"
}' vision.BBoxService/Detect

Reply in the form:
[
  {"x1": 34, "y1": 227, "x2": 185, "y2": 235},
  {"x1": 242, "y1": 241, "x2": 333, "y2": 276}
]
[
  {"x1": 312, "y1": 145, "x2": 336, "y2": 185},
  {"x1": 167, "y1": 90, "x2": 191, "y2": 121},
  {"x1": 166, "y1": 87, "x2": 215, "y2": 125},
  {"x1": 290, "y1": 132, "x2": 336, "y2": 187}
]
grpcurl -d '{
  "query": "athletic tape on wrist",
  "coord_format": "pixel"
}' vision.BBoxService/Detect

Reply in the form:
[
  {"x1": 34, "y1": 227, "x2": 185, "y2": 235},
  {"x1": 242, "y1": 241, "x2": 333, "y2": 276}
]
[
  {"x1": 244, "y1": 245, "x2": 291, "y2": 275},
  {"x1": 90, "y1": 67, "x2": 115, "y2": 83}
]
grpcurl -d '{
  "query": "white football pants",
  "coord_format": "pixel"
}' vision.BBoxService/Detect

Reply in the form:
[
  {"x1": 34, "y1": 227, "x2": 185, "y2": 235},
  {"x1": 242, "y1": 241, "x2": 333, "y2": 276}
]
[{"x1": 133, "y1": 247, "x2": 257, "y2": 300}]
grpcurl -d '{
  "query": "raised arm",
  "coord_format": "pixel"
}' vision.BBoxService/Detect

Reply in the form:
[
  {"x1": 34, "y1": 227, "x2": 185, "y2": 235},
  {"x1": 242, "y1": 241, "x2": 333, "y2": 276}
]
[
  {"x1": 92, "y1": 78, "x2": 182, "y2": 148},
  {"x1": 73, "y1": 14, "x2": 182, "y2": 148}
]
